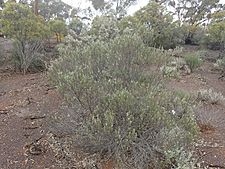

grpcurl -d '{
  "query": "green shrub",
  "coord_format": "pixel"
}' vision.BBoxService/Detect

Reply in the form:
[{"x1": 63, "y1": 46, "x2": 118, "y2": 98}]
[
  {"x1": 49, "y1": 34, "x2": 199, "y2": 169},
  {"x1": 90, "y1": 15, "x2": 119, "y2": 41},
  {"x1": 13, "y1": 40, "x2": 46, "y2": 74},
  {"x1": 184, "y1": 53, "x2": 202, "y2": 73},
  {"x1": 161, "y1": 65, "x2": 179, "y2": 78}
]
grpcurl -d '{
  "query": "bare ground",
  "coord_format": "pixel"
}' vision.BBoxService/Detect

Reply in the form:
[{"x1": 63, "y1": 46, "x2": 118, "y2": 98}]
[
  {"x1": 0, "y1": 71, "x2": 61, "y2": 169},
  {"x1": 168, "y1": 62, "x2": 225, "y2": 168}
]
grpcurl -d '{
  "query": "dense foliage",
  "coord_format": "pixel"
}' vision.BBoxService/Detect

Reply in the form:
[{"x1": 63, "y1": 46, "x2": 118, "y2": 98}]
[
  {"x1": 49, "y1": 34, "x2": 199, "y2": 168},
  {"x1": 132, "y1": 2, "x2": 182, "y2": 49},
  {"x1": 0, "y1": 2, "x2": 47, "y2": 41}
]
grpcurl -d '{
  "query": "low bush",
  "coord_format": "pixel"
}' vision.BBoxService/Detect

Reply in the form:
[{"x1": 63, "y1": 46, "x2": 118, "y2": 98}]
[
  {"x1": 12, "y1": 40, "x2": 46, "y2": 74},
  {"x1": 161, "y1": 57, "x2": 192, "y2": 78},
  {"x1": 49, "y1": 34, "x2": 199, "y2": 169},
  {"x1": 184, "y1": 53, "x2": 202, "y2": 73},
  {"x1": 197, "y1": 88, "x2": 225, "y2": 105},
  {"x1": 215, "y1": 57, "x2": 225, "y2": 69},
  {"x1": 161, "y1": 65, "x2": 179, "y2": 78}
]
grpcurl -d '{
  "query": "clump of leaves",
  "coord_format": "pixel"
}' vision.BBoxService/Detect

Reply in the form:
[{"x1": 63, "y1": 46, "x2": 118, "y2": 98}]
[
  {"x1": 184, "y1": 53, "x2": 202, "y2": 72},
  {"x1": 49, "y1": 34, "x2": 199, "y2": 169}
]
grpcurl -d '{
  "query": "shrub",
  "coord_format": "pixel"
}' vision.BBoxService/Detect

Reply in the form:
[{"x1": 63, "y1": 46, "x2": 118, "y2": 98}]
[
  {"x1": 13, "y1": 40, "x2": 46, "y2": 74},
  {"x1": 161, "y1": 65, "x2": 179, "y2": 78},
  {"x1": 90, "y1": 15, "x2": 119, "y2": 42},
  {"x1": 197, "y1": 88, "x2": 225, "y2": 104},
  {"x1": 184, "y1": 53, "x2": 202, "y2": 73},
  {"x1": 160, "y1": 57, "x2": 192, "y2": 78},
  {"x1": 215, "y1": 57, "x2": 225, "y2": 70},
  {"x1": 169, "y1": 46, "x2": 184, "y2": 57},
  {"x1": 165, "y1": 147, "x2": 198, "y2": 169},
  {"x1": 49, "y1": 34, "x2": 199, "y2": 168},
  {"x1": 214, "y1": 57, "x2": 225, "y2": 79}
]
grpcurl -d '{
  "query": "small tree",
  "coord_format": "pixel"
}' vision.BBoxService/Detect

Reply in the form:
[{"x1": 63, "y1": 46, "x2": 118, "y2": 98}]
[
  {"x1": 132, "y1": 2, "x2": 182, "y2": 49},
  {"x1": 168, "y1": 0, "x2": 222, "y2": 44},
  {"x1": 0, "y1": 2, "x2": 47, "y2": 42},
  {"x1": 0, "y1": 2, "x2": 48, "y2": 73},
  {"x1": 49, "y1": 19, "x2": 67, "y2": 43}
]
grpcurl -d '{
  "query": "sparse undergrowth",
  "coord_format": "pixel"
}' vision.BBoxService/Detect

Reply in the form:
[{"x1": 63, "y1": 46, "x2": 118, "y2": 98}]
[
  {"x1": 184, "y1": 53, "x2": 202, "y2": 73},
  {"x1": 214, "y1": 56, "x2": 225, "y2": 79},
  {"x1": 197, "y1": 88, "x2": 225, "y2": 105},
  {"x1": 49, "y1": 34, "x2": 199, "y2": 169},
  {"x1": 160, "y1": 49, "x2": 203, "y2": 78}
]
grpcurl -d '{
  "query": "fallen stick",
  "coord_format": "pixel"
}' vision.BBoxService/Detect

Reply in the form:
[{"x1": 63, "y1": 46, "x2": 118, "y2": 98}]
[
  {"x1": 0, "y1": 110, "x2": 9, "y2": 114},
  {"x1": 24, "y1": 115, "x2": 46, "y2": 120}
]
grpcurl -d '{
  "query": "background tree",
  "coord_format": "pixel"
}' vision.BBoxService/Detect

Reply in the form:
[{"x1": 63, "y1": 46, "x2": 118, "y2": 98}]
[
  {"x1": 89, "y1": 0, "x2": 137, "y2": 17},
  {"x1": 168, "y1": 0, "x2": 222, "y2": 44},
  {"x1": 49, "y1": 19, "x2": 67, "y2": 42},
  {"x1": 0, "y1": 2, "x2": 47, "y2": 42},
  {"x1": 34, "y1": 0, "x2": 38, "y2": 15},
  {"x1": 131, "y1": 1, "x2": 181, "y2": 48},
  {"x1": 0, "y1": 2, "x2": 48, "y2": 73},
  {"x1": 36, "y1": 0, "x2": 72, "y2": 21},
  {"x1": 203, "y1": 10, "x2": 225, "y2": 50}
]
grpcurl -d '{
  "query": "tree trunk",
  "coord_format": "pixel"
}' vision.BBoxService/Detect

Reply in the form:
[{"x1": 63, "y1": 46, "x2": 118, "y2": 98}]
[
  {"x1": 56, "y1": 33, "x2": 59, "y2": 43},
  {"x1": 34, "y1": 0, "x2": 38, "y2": 15}
]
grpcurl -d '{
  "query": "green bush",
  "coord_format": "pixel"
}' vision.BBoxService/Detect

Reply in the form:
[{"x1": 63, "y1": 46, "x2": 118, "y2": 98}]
[
  {"x1": 49, "y1": 34, "x2": 199, "y2": 169},
  {"x1": 184, "y1": 53, "x2": 202, "y2": 73},
  {"x1": 13, "y1": 40, "x2": 46, "y2": 74},
  {"x1": 89, "y1": 15, "x2": 119, "y2": 41}
]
